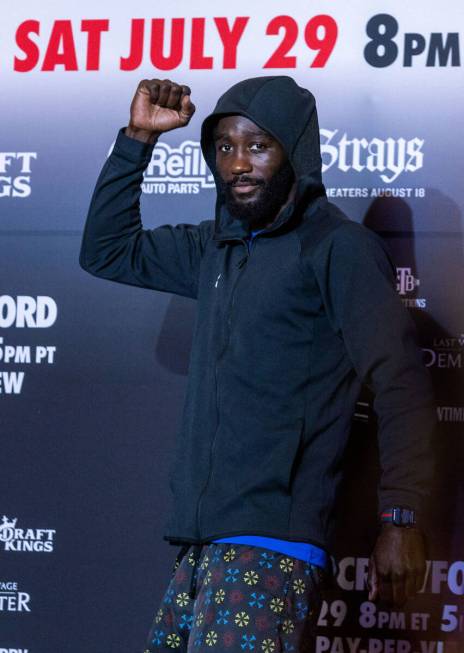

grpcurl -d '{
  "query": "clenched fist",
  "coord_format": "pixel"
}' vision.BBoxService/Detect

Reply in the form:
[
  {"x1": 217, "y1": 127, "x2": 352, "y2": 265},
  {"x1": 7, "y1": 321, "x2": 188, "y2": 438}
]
[
  {"x1": 125, "y1": 78, "x2": 196, "y2": 144},
  {"x1": 367, "y1": 524, "x2": 426, "y2": 607}
]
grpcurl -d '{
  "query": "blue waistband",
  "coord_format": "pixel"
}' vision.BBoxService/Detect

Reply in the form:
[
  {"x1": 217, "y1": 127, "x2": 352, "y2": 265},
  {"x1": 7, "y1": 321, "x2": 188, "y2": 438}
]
[{"x1": 212, "y1": 535, "x2": 328, "y2": 570}]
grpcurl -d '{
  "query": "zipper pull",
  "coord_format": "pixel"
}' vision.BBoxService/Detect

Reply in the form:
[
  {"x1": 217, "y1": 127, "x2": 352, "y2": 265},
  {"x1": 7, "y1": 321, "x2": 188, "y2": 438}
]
[{"x1": 237, "y1": 255, "x2": 248, "y2": 269}]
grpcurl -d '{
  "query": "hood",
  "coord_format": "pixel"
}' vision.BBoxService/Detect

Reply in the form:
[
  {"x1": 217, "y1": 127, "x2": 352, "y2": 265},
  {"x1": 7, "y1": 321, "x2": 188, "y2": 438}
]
[{"x1": 200, "y1": 75, "x2": 326, "y2": 241}]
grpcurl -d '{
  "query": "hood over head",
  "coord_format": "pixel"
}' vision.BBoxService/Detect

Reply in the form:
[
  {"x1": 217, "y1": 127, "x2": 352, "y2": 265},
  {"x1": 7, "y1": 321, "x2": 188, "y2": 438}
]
[{"x1": 200, "y1": 75, "x2": 326, "y2": 241}]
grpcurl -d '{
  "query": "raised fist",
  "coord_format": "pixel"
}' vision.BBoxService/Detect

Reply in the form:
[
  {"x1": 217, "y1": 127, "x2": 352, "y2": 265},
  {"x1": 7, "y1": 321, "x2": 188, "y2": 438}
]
[{"x1": 126, "y1": 78, "x2": 196, "y2": 142}]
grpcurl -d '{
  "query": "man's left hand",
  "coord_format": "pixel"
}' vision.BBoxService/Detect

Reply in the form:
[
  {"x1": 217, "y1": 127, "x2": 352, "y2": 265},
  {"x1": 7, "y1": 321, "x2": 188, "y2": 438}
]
[{"x1": 367, "y1": 524, "x2": 426, "y2": 606}]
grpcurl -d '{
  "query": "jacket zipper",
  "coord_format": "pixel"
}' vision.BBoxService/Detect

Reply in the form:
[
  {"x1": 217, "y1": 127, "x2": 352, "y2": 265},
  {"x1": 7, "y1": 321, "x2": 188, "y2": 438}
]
[{"x1": 195, "y1": 237, "x2": 253, "y2": 538}]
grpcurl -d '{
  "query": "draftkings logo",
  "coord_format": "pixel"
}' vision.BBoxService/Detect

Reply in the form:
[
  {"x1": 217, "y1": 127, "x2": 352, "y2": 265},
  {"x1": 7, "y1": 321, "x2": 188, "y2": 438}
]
[
  {"x1": 396, "y1": 267, "x2": 427, "y2": 308},
  {"x1": 423, "y1": 333, "x2": 464, "y2": 369},
  {"x1": 0, "y1": 153, "x2": 37, "y2": 198},
  {"x1": 0, "y1": 516, "x2": 56, "y2": 553},
  {"x1": 0, "y1": 581, "x2": 31, "y2": 612}
]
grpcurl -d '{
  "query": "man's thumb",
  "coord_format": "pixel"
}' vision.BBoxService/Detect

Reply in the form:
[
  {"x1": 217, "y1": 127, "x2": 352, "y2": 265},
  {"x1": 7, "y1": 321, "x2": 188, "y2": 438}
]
[{"x1": 180, "y1": 93, "x2": 196, "y2": 120}]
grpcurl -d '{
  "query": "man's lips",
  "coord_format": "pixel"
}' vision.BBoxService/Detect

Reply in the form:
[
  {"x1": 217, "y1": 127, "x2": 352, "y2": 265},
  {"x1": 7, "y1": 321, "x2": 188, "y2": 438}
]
[{"x1": 230, "y1": 182, "x2": 261, "y2": 195}]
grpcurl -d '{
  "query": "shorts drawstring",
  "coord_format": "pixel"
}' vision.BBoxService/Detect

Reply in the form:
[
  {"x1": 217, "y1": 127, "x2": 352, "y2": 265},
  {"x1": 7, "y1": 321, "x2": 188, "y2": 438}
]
[
  {"x1": 174, "y1": 543, "x2": 191, "y2": 570},
  {"x1": 172, "y1": 542, "x2": 204, "y2": 600},
  {"x1": 188, "y1": 543, "x2": 203, "y2": 599}
]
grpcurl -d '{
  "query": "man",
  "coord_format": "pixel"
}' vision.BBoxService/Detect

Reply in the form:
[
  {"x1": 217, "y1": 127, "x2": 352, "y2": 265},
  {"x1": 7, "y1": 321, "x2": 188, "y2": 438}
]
[{"x1": 79, "y1": 76, "x2": 436, "y2": 652}]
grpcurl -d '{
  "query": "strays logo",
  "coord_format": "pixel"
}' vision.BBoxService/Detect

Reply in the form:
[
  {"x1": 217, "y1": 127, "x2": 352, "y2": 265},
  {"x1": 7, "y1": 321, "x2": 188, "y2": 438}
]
[
  {"x1": 0, "y1": 516, "x2": 56, "y2": 553},
  {"x1": 320, "y1": 130, "x2": 424, "y2": 184}
]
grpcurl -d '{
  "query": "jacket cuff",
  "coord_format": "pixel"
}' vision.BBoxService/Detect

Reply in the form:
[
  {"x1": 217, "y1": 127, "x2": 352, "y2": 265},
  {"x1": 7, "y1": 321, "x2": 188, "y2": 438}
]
[{"x1": 112, "y1": 126, "x2": 156, "y2": 164}]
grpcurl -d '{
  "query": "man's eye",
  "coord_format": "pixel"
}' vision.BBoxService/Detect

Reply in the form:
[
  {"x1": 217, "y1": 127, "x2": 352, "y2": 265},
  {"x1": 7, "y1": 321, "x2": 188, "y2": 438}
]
[
  {"x1": 251, "y1": 143, "x2": 266, "y2": 151},
  {"x1": 218, "y1": 144, "x2": 231, "y2": 152}
]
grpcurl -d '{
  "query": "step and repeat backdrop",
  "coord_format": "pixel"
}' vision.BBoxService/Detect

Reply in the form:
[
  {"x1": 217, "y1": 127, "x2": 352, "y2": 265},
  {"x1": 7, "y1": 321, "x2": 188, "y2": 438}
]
[{"x1": 1, "y1": 1, "x2": 463, "y2": 652}]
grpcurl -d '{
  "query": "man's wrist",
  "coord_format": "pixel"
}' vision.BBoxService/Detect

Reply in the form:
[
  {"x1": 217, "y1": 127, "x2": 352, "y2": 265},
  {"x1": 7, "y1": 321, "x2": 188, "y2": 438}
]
[{"x1": 125, "y1": 125, "x2": 161, "y2": 144}]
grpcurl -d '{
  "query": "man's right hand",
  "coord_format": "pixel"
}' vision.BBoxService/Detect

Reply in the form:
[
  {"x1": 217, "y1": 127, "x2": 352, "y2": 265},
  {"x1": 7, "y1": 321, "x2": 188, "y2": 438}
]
[{"x1": 125, "y1": 78, "x2": 196, "y2": 144}]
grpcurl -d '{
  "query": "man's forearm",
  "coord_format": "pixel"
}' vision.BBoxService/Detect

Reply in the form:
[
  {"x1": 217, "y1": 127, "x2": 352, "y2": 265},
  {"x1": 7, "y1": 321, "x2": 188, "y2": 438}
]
[
  {"x1": 78, "y1": 126, "x2": 156, "y2": 282},
  {"x1": 79, "y1": 125, "x2": 208, "y2": 298},
  {"x1": 312, "y1": 222, "x2": 437, "y2": 517}
]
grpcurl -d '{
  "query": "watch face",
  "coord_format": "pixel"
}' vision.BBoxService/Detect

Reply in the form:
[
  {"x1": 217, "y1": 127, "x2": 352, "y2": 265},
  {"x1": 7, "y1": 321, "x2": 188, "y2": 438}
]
[
  {"x1": 392, "y1": 507, "x2": 416, "y2": 526},
  {"x1": 381, "y1": 507, "x2": 416, "y2": 526}
]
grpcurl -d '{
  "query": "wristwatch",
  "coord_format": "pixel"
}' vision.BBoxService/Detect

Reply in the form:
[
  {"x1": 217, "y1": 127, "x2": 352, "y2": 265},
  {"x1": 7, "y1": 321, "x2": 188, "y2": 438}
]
[{"x1": 380, "y1": 506, "x2": 417, "y2": 527}]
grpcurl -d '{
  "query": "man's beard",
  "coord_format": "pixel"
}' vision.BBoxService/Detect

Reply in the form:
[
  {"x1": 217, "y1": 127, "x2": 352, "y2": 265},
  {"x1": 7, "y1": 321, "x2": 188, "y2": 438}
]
[{"x1": 217, "y1": 160, "x2": 295, "y2": 231}]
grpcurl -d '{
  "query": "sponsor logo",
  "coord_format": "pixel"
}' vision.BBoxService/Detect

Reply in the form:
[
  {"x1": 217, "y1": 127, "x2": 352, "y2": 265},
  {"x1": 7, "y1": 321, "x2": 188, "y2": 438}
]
[
  {"x1": 437, "y1": 406, "x2": 464, "y2": 423},
  {"x1": 142, "y1": 141, "x2": 214, "y2": 194},
  {"x1": 423, "y1": 333, "x2": 464, "y2": 369},
  {"x1": 0, "y1": 153, "x2": 37, "y2": 198},
  {"x1": 108, "y1": 140, "x2": 214, "y2": 195},
  {"x1": 0, "y1": 516, "x2": 56, "y2": 553},
  {"x1": 396, "y1": 267, "x2": 427, "y2": 308},
  {"x1": 0, "y1": 581, "x2": 31, "y2": 612},
  {"x1": 320, "y1": 129, "x2": 424, "y2": 184},
  {"x1": 0, "y1": 649, "x2": 29, "y2": 653}
]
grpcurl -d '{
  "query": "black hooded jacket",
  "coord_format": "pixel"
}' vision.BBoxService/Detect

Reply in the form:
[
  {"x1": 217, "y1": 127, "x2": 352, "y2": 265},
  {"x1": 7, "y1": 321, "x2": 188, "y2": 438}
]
[{"x1": 79, "y1": 76, "x2": 436, "y2": 554}]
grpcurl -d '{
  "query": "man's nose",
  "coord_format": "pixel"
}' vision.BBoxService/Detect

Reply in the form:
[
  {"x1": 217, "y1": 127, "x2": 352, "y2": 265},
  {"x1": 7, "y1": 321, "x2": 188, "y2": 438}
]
[{"x1": 230, "y1": 149, "x2": 252, "y2": 175}]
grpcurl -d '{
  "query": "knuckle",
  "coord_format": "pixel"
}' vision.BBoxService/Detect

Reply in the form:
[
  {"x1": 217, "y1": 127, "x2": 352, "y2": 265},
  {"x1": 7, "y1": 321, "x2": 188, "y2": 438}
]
[
  {"x1": 392, "y1": 570, "x2": 405, "y2": 581},
  {"x1": 378, "y1": 567, "x2": 391, "y2": 579}
]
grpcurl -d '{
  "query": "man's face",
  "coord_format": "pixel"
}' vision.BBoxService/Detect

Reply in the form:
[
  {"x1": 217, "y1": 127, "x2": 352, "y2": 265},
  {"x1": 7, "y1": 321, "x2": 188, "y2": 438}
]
[{"x1": 213, "y1": 115, "x2": 295, "y2": 230}]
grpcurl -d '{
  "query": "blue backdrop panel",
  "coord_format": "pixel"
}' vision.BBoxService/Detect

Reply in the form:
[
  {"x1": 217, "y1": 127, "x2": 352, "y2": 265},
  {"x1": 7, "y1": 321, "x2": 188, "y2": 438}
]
[{"x1": 1, "y1": 2, "x2": 463, "y2": 652}]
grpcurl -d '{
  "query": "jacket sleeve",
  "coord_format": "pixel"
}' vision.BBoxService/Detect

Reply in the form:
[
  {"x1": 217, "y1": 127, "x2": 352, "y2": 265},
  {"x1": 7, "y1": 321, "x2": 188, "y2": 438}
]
[
  {"x1": 314, "y1": 221, "x2": 436, "y2": 517},
  {"x1": 79, "y1": 127, "x2": 213, "y2": 299}
]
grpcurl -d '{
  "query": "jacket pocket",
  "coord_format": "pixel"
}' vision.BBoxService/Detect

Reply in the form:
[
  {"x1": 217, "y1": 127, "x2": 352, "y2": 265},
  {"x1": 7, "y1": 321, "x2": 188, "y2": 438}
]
[{"x1": 233, "y1": 416, "x2": 306, "y2": 498}]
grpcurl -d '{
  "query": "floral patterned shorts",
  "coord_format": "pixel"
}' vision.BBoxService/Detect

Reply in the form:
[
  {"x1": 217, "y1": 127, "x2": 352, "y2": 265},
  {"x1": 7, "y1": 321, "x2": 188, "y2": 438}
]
[{"x1": 143, "y1": 542, "x2": 328, "y2": 653}]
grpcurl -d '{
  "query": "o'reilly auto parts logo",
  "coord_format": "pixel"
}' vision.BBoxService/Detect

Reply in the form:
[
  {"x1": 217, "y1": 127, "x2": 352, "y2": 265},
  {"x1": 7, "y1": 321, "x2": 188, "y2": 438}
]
[
  {"x1": 107, "y1": 139, "x2": 214, "y2": 195},
  {"x1": 0, "y1": 516, "x2": 56, "y2": 553},
  {"x1": 142, "y1": 141, "x2": 215, "y2": 194}
]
